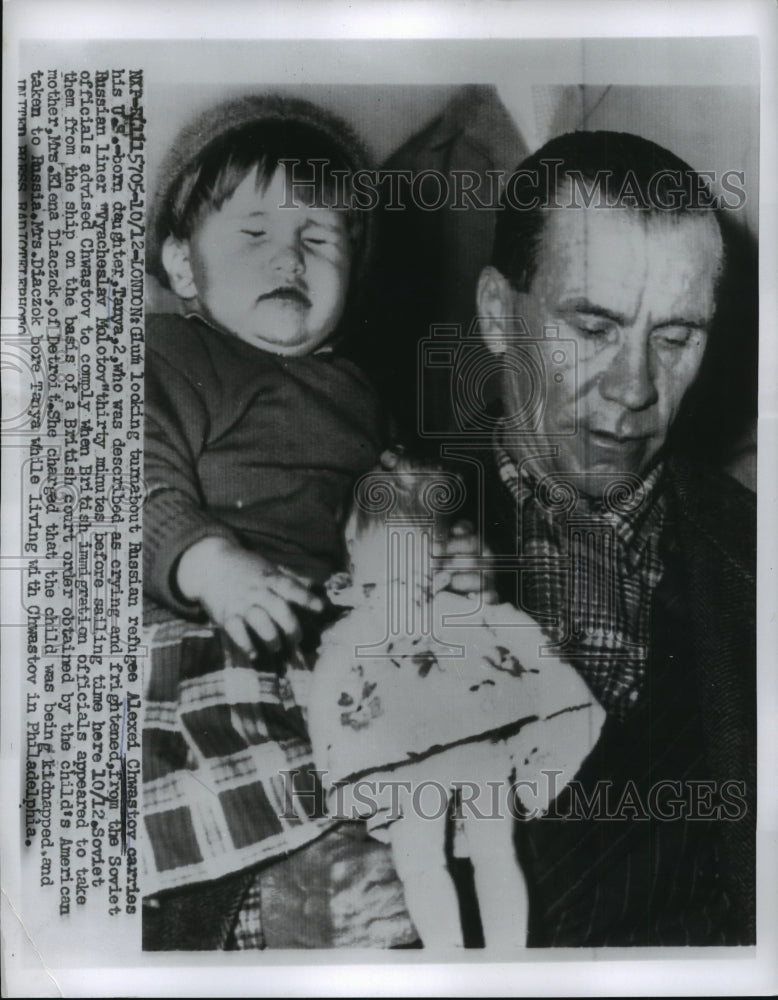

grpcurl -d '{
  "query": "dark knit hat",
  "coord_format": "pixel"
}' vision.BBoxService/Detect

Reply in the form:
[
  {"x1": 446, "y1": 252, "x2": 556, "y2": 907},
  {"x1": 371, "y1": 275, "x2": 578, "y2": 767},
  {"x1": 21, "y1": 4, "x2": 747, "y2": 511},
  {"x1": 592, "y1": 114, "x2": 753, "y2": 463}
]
[{"x1": 147, "y1": 93, "x2": 375, "y2": 287}]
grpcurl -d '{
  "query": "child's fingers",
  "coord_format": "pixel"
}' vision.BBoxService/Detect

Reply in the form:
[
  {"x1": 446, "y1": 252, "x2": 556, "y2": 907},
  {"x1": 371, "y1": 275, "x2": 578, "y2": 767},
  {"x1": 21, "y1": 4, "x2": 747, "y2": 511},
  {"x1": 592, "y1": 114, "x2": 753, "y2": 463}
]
[
  {"x1": 270, "y1": 572, "x2": 324, "y2": 612},
  {"x1": 242, "y1": 604, "x2": 283, "y2": 651},
  {"x1": 223, "y1": 614, "x2": 258, "y2": 657},
  {"x1": 252, "y1": 591, "x2": 302, "y2": 644},
  {"x1": 275, "y1": 564, "x2": 315, "y2": 588}
]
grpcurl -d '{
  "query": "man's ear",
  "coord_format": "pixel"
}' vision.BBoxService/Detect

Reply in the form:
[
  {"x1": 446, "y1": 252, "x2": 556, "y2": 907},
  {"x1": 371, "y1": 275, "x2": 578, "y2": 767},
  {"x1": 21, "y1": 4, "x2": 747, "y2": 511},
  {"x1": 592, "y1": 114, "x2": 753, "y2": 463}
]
[
  {"x1": 162, "y1": 236, "x2": 198, "y2": 300},
  {"x1": 477, "y1": 266, "x2": 518, "y2": 355}
]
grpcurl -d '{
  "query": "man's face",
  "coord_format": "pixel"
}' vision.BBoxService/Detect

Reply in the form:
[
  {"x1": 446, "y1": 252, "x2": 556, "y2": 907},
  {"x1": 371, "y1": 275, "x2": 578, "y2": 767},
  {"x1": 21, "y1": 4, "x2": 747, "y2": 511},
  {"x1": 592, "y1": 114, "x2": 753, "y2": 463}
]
[
  {"x1": 165, "y1": 167, "x2": 351, "y2": 356},
  {"x1": 480, "y1": 205, "x2": 723, "y2": 492}
]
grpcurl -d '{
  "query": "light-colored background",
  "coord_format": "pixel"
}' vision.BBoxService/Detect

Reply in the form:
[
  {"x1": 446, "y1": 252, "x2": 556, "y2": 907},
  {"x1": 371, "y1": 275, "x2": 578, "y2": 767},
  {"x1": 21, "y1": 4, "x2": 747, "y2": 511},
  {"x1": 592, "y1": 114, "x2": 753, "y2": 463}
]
[{"x1": 19, "y1": 39, "x2": 762, "y2": 237}]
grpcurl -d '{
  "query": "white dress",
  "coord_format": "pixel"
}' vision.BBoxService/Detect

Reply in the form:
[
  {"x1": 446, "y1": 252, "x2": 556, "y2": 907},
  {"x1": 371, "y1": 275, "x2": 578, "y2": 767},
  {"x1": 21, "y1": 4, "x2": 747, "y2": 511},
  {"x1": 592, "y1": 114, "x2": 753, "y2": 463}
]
[{"x1": 302, "y1": 577, "x2": 606, "y2": 834}]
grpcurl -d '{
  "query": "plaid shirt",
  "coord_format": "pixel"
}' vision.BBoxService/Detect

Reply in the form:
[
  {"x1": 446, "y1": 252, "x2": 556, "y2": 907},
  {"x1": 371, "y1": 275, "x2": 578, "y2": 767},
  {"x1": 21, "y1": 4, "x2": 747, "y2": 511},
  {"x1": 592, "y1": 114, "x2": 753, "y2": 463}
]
[
  {"x1": 494, "y1": 447, "x2": 666, "y2": 720},
  {"x1": 492, "y1": 445, "x2": 739, "y2": 945}
]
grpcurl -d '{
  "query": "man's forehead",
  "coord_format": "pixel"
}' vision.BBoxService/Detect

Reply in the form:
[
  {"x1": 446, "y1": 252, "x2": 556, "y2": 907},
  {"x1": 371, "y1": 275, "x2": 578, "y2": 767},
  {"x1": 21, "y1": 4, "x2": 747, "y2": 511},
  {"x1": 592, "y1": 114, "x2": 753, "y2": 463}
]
[{"x1": 533, "y1": 206, "x2": 723, "y2": 320}]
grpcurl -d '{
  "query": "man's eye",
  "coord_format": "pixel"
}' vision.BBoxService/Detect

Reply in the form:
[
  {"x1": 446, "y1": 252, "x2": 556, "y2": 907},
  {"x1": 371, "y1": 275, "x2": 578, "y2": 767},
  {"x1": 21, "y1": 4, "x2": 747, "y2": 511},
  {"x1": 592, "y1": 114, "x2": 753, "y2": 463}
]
[
  {"x1": 654, "y1": 326, "x2": 693, "y2": 347},
  {"x1": 576, "y1": 324, "x2": 609, "y2": 338}
]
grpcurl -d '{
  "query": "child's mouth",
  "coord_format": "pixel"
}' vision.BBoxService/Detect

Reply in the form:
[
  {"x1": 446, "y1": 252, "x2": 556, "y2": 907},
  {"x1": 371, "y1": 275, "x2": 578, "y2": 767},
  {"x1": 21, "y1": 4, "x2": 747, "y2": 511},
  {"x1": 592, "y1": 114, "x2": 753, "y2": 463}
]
[{"x1": 259, "y1": 286, "x2": 311, "y2": 307}]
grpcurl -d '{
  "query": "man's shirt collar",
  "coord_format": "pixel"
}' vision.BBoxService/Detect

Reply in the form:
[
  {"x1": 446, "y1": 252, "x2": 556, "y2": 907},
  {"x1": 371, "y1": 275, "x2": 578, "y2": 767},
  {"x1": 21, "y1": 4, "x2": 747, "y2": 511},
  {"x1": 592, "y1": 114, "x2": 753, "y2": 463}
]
[{"x1": 494, "y1": 441, "x2": 667, "y2": 567}]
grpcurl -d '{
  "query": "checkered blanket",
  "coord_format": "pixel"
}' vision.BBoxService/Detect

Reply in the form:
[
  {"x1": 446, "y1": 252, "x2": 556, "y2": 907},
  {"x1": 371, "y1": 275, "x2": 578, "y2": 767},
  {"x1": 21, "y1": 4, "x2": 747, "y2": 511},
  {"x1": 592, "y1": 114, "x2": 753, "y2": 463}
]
[{"x1": 141, "y1": 609, "x2": 336, "y2": 896}]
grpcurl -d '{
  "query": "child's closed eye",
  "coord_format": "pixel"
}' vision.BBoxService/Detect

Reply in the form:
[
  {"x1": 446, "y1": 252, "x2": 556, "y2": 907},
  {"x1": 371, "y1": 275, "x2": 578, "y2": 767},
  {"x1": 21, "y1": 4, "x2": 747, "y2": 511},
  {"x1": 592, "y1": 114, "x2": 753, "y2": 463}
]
[
  {"x1": 303, "y1": 232, "x2": 339, "y2": 248},
  {"x1": 302, "y1": 220, "x2": 346, "y2": 250}
]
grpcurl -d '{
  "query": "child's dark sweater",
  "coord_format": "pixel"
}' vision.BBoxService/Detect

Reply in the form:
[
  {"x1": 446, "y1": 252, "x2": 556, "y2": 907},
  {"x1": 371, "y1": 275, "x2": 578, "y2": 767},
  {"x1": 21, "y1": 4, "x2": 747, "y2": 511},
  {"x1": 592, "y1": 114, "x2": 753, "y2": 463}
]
[
  {"x1": 144, "y1": 312, "x2": 383, "y2": 616},
  {"x1": 142, "y1": 314, "x2": 416, "y2": 947}
]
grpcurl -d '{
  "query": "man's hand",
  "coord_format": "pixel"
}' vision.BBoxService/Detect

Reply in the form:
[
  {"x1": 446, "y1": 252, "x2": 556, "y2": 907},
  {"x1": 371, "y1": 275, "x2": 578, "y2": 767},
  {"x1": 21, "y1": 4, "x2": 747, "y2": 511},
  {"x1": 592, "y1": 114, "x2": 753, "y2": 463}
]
[
  {"x1": 177, "y1": 536, "x2": 324, "y2": 656},
  {"x1": 435, "y1": 519, "x2": 499, "y2": 604},
  {"x1": 379, "y1": 451, "x2": 498, "y2": 605}
]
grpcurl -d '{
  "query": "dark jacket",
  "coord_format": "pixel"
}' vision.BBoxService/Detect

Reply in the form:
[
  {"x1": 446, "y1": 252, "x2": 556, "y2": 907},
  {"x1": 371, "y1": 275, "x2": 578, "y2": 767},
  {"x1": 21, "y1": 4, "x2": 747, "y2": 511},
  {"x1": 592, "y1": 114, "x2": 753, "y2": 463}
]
[
  {"x1": 482, "y1": 453, "x2": 756, "y2": 944},
  {"x1": 664, "y1": 456, "x2": 756, "y2": 942}
]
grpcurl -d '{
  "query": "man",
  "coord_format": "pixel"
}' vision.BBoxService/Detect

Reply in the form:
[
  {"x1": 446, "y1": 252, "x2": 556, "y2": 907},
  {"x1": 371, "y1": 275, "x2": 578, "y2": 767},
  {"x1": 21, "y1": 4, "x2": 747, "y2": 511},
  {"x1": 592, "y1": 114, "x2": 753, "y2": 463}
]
[
  {"x1": 466, "y1": 131, "x2": 755, "y2": 945},
  {"x1": 361, "y1": 86, "x2": 756, "y2": 487}
]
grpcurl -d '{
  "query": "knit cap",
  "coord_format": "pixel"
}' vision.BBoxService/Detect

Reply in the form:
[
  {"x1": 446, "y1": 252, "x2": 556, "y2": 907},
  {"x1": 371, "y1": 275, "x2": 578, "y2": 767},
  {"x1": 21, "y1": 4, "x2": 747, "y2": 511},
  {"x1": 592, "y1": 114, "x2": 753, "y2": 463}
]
[{"x1": 146, "y1": 93, "x2": 375, "y2": 287}]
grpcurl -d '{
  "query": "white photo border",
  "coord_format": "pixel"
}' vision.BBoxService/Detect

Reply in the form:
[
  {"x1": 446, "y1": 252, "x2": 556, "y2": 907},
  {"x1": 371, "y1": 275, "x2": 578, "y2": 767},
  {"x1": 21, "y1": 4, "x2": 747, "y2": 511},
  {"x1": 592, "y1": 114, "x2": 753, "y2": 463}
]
[{"x1": 2, "y1": 1, "x2": 776, "y2": 996}]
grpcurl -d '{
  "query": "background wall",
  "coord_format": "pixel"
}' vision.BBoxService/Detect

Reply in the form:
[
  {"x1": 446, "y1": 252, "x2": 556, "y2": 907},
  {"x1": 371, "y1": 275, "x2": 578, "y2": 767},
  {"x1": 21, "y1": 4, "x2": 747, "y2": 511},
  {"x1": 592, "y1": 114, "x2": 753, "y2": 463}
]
[{"x1": 145, "y1": 79, "x2": 759, "y2": 234}]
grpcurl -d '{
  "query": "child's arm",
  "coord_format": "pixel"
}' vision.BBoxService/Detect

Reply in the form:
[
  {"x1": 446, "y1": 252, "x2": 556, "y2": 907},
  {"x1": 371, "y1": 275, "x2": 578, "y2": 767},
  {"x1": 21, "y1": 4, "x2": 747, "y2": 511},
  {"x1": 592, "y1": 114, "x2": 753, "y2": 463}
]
[
  {"x1": 177, "y1": 535, "x2": 323, "y2": 656},
  {"x1": 144, "y1": 323, "x2": 324, "y2": 649},
  {"x1": 143, "y1": 329, "x2": 237, "y2": 614}
]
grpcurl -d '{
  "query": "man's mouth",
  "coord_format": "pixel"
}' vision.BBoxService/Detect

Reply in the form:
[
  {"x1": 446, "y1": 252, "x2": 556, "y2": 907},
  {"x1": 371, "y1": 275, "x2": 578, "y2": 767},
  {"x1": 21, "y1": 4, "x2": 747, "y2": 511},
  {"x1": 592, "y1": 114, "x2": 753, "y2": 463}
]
[
  {"x1": 587, "y1": 429, "x2": 646, "y2": 446},
  {"x1": 258, "y1": 286, "x2": 311, "y2": 307},
  {"x1": 583, "y1": 428, "x2": 650, "y2": 461}
]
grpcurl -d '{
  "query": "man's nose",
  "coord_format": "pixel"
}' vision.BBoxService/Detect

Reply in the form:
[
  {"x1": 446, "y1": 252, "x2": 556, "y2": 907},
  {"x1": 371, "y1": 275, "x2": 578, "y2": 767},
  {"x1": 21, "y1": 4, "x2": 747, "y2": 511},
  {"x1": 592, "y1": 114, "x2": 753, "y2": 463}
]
[
  {"x1": 270, "y1": 241, "x2": 304, "y2": 276},
  {"x1": 598, "y1": 338, "x2": 658, "y2": 411}
]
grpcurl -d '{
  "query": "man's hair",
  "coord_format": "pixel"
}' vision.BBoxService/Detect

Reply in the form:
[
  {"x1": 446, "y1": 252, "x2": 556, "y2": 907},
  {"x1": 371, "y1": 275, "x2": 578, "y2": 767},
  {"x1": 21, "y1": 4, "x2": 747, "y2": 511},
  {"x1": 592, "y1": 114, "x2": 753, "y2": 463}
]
[
  {"x1": 492, "y1": 130, "x2": 724, "y2": 293},
  {"x1": 490, "y1": 129, "x2": 756, "y2": 467}
]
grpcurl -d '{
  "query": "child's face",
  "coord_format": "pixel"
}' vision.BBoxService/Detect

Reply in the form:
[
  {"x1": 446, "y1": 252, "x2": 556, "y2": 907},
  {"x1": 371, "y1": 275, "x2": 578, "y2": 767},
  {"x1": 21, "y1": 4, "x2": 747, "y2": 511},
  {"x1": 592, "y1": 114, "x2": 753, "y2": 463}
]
[{"x1": 169, "y1": 167, "x2": 352, "y2": 355}]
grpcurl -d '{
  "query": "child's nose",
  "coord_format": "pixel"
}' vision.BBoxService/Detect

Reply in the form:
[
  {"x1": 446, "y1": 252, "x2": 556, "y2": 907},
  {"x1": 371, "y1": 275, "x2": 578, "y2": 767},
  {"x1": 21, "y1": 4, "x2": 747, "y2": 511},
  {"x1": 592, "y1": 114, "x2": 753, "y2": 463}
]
[{"x1": 270, "y1": 241, "x2": 304, "y2": 276}]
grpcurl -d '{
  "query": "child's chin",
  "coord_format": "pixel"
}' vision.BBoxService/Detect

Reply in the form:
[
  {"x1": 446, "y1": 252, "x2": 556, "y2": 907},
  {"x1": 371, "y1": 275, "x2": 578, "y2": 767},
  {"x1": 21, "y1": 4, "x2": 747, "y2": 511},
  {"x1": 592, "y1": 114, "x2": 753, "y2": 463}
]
[{"x1": 240, "y1": 328, "x2": 316, "y2": 355}]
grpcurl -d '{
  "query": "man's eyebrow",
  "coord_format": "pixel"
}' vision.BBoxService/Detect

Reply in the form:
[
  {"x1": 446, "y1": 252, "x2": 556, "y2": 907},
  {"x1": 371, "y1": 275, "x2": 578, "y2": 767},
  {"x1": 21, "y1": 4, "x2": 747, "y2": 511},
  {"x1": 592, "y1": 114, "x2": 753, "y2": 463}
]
[
  {"x1": 653, "y1": 315, "x2": 712, "y2": 332},
  {"x1": 558, "y1": 299, "x2": 711, "y2": 332},
  {"x1": 557, "y1": 299, "x2": 628, "y2": 325}
]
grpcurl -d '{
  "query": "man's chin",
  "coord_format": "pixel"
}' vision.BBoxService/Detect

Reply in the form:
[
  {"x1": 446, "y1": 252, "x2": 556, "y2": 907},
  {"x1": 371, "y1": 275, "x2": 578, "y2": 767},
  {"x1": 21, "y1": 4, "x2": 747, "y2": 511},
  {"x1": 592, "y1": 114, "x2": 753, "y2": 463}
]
[
  {"x1": 537, "y1": 447, "x2": 652, "y2": 501},
  {"x1": 505, "y1": 436, "x2": 656, "y2": 497}
]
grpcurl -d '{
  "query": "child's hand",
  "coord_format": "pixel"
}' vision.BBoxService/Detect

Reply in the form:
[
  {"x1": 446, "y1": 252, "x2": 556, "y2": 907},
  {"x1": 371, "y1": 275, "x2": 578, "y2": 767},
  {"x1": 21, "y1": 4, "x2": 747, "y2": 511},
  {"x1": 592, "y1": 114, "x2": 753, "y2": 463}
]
[
  {"x1": 177, "y1": 536, "x2": 324, "y2": 656},
  {"x1": 434, "y1": 519, "x2": 499, "y2": 605}
]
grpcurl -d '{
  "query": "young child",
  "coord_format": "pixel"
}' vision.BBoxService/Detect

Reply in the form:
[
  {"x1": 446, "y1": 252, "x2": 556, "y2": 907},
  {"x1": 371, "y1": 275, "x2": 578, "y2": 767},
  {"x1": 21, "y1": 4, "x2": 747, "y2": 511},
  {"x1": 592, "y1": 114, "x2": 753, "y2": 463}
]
[
  {"x1": 305, "y1": 460, "x2": 606, "y2": 950},
  {"x1": 141, "y1": 94, "x2": 418, "y2": 950}
]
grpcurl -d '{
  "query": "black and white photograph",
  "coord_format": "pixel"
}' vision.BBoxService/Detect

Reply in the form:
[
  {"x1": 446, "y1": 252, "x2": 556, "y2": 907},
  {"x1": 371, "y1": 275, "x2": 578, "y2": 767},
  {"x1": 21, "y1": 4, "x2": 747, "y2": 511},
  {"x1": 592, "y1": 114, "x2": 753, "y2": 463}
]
[{"x1": 2, "y1": 1, "x2": 777, "y2": 995}]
